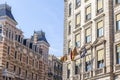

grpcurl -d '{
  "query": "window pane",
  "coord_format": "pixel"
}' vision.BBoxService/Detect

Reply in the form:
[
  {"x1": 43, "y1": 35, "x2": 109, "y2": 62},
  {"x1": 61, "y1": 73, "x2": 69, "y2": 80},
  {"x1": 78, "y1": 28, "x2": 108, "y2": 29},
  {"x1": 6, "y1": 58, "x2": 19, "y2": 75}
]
[
  {"x1": 69, "y1": 4, "x2": 72, "y2": 16},
  {"x1": 76, "y1": 13, "x2": 80, "y2": 26},
  {"x1": 98, "y1": 49, "x2": 104, "y2": 61},
  {"x1": 116, "y1": 21, "x2": 120, "y2": 31},
  {"x1": 86, "y1": 36, "x2": 91, "y2": 43},
  {"x1": 76, "y1": 0, "x2": 80, "y2": 7},
  {"x1": 117, "y1": 44, "x2": 120, "y2": 64},
  {"x1": 97, "y1": 0, "x2": 103, "y2": 10},
  {"x1": 86, "y1": 6, "x2": 91, "y2": 15},
  {"x1": 75, "y1": 34, "x2": 80, "y2": 47}
]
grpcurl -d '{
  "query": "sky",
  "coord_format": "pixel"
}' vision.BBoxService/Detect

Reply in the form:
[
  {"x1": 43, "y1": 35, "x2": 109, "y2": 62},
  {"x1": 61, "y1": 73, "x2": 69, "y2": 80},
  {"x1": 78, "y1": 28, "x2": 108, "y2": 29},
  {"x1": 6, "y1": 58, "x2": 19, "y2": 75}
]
[{"x1": 0, "y1": 0, "x2": 64, "y2": 57}]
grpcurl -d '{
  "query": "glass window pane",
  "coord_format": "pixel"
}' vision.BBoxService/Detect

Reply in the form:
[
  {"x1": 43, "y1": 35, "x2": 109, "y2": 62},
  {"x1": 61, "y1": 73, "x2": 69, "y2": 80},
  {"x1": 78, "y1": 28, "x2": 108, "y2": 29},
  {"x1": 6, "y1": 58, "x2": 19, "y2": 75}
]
[
  {"x1": 76, "y1": 13, "x2": 80, "y2": 26},
  {"x1": 117, "y1": 21, "x2": 120, "y2": 31},
  {"x1": 97, "y1": 0, "x2": 103, "y2": 10},
  {"x1": 98, "y1": 49, "x2": 104, "y2": 61}
]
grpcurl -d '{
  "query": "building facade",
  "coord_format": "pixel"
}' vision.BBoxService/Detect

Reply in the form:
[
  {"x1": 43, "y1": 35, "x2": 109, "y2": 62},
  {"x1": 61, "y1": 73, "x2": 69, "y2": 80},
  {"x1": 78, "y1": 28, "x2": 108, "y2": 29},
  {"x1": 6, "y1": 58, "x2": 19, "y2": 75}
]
[
  {"x1": 63, "y1": 0, "x2": 120, "y2": 80},
  {"x1": 0, "y1": 4, "x2": 50, "y2": 80},
  {"x1": 48, "y1": 55, "x2": 62, "y2": 80}
]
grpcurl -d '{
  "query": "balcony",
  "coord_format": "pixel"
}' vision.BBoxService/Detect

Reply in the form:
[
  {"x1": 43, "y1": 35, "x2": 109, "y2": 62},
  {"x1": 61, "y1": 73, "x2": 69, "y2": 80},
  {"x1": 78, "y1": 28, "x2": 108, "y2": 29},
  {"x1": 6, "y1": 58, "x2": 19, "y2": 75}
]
[
  {"x1": 115, "y1": 64, "x2": 120, "y2": 72},
  {"x1": 83, "y1": 71, "x2": 93, "y2": 79},
  {"x1": 95, "y1": 67, "x2": 106, "y2": 75}
]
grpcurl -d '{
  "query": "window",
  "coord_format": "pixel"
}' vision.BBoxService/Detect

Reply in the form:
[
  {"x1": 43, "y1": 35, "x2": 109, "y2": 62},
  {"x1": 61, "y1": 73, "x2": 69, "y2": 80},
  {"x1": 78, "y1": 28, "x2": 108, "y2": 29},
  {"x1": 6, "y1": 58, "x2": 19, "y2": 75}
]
[
  {"x1": 68, "y1": 22, "x2": 71, "y2": 35},
  {"x1": 116, "y1": 14, "x2": 120, "y2": 31},
  {"x1": 20, "y1": 53, "x2": 22, "y2": 61},
  {"x1": 32, "y1": 73, "x2": 33, "y2": 80},
  {"x1": 26, "y1": 56, "x2": 29, "y2": 64},
  {"x1": 85, "y1": 55, "x2": 91, "y2": 71},
  {"x1": 76, "y1": 0, "x2": 80, "y2": 8},
  {"x1": 75, "y1": 13, "x2": 80, "y2": 27},
  {"x1": 6, "y1": 28, "x2": 8, "y2": 37},
  {"x1": 18, "y1": 68, "x2": 21, "y2": 75},
  {"x1": 69, "y1": 3, "x2": 72, "y2": 16},
  {"x1": 75, "y1": 34, "x2": 80, "y2": 47},
  {"x1": 25, "y1": 70, "x2": 27, "y2": 78},
  {"x1": 97, "y1": 0, "x2": 103, "y2": 13},
  {"x1": 14, "y1": 51, "x2": 17, "y2": 59},
  {"x1": 75, "y1": 60, "x2": 80, "y2": 74},
  {"x1": 97, "y1": 49, "x2": 104, "y2": 68},
  {"x1": 67, "y1": 64, "x2": 70, "y2": 78},
  {"x1": 85, "y1": 28, "x2": 91, "y2": 43},
  {"x1": 14, "y1": 65, "x2": 16, "y2": 72},
  {"x1": 86, "y1": 6, "x2": 91, "y2": 21},
  {"x1": 97, "y1": 20, "x2": 104, "y2": 37},
  {"x1": 6, "y1": 62, "x2": 9, "y2": 69},
  {"x1": 7, "y1": 46, "x2": 10, "y2": 54},
  {"x1": 116, "y1": 0, "x2": 120, "y2": 4},
  {"x1": 116, "y1": 44, "x2": 120, "y2": 64},
  {"x1": 32, "y1": 59, "x2": 35, "y2": 67},
  {"x1": 68, "y1": 40, "x2": 71, "y2": 53}
]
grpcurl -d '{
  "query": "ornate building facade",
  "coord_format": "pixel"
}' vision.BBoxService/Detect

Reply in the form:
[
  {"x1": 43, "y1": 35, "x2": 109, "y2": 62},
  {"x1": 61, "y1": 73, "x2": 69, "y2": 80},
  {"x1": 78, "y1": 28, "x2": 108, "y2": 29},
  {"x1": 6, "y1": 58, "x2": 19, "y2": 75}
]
[
  {"x1": 63, "y1": 0, "x2": 120, "y2": 80},
  {"x1": 48, "y1": 55, "x2": 62, "y2": 80},
  {"x1": 0, "y1": 4, "x2": 50, "y2": 80}
]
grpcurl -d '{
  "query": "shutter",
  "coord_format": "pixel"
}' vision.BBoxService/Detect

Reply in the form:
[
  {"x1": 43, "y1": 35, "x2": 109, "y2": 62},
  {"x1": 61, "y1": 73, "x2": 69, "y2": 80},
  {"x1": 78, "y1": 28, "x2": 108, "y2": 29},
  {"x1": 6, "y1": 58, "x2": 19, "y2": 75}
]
[
  {"x1": 86, "y1": 54, "x2": 91, "y2": 62},
  {"x1": 117, "y1": 14, "x2": 120, "y2": 21},
  {"x1": 86, "y1": 6, "x2": 91, "y2": 15},
  {"x1": 97, "y1": 0, "x2": 103, "y2": 10},
  {"x1": 97, "y1": 21, "x2": 103, "y2": 29},
  {"x1": 76, "y1": 13, "x2": 80, "y2": 25},
  {"x1": 86, "y1": 28, "x2": 91, "y2": 36},
  {"x1": 75, "y1": 34, "x2": 80, "y2": 42},
  {"x1": 98, "y1": 49, "x2": 104, "y2": 61},
  {"x1": 75, "y1": 59, "x2": 80, "y2": 66},
  {"x1": 68, "y1": 64, "x2": 71, "y2": 69},
  {"x1": 117, "y1": 44, "x2": 120, "y2": 53}
]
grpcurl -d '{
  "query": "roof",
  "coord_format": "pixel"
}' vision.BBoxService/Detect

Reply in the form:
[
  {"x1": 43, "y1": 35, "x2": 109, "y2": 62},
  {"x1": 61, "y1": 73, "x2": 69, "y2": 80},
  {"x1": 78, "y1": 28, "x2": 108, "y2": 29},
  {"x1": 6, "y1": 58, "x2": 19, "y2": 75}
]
[
  {"x1": 34, "y1": 30, "x2": 49, "y2": 44},
  {"x1": 0, "y1": 4, "x2": 16, "y2": 22}
]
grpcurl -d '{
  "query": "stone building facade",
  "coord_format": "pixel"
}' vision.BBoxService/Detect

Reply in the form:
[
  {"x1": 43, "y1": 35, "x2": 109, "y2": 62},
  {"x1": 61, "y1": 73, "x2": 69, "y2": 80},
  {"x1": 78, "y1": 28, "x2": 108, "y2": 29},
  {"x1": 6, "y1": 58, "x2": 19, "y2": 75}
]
[
  {"x1": 48, "y1": 55, "x2": 62, "y2": 80},
  {"x1": 63, "y1": 0, "x2": 120, "y2": 80},
  {"x1": 0, "y1": 4, "x2": 50, "y2": 80}
]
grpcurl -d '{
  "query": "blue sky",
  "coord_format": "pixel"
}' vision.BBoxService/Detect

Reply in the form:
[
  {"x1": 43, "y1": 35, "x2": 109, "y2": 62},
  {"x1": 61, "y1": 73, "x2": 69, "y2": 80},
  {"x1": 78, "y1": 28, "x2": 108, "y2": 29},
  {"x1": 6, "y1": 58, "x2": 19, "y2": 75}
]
[{"x1": 0, "y1": 0, "x2": 64, "y2": 57}]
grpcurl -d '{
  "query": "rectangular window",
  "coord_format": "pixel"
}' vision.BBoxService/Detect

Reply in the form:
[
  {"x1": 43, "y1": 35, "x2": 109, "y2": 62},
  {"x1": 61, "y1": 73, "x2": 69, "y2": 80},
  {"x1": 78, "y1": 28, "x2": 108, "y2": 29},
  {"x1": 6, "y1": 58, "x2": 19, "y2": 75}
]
[
  {"x1": 97, "y1": 21, "x2": 104, "y2": 37},
  {"x1": 14, "y1": 65, "x2": 16, "y2": 72},
  {"x1": 69, "y1": 3, "x2": 72, "y2": 16},
  {"x1": 116, "y1": 44, "x2": 120, "y2": 64},
  {"x1": 7, "y1": 46, "x2": 10, "y2": 55},
  {"x1": 76, "y1": 0, "x2": 80, "y2": 8},
  {"x1": 67, "y1": 64, "x2": 70, "y2": 78},
  {"x1": 68, "y1": 40, "x2": 71, "y2": 53},
  {"x1": 75, "y1": 59, "x2": 80, "y2": 74},
  {"x1": 6, "y1": 62, "x2": 9, "y2": 69},
  {"x1": 97, "y1": 0, "x2": 103, "y2": 13},
  {"x1": 75, "y1": 13, "x2": 80, "y2": 27},
  {"x1": 20, "y1": 53, "x2": 22, "y2": 61},
  {"x1": 116, "y1": 0, "x2": 120, "y2": 4},
  {"x1": 68, "y1": 22, "x2": 71, "y2": 35},
  {"x1": 19, "y1": 68, "x2": 21, "y2": 75},
  {"x1": 86, "y1": 6, "x2": 91, "y2": 21},
  {"x1": 116, "y1": 14, "x2": 120, "y2": 31},
  {"x1": 25, "y1": 70, "x2": 27, "y2": 78},
  {"x1": 85, "y1": 55, "x2": 91, "y2": 71},
  {"x1": 14, "y1": 51, "x2": 17, "y2": 59},
  {"x1": 26, "y1": 56, "x2": 29, "y2": 64},
  {"x1": 97, "y1": 49, "x2": 104, "y2": 68},
  {"x1": 85, "y1": 28, "x2": 91, "y2": 43},
  {"x1": 75, "y1": 34, "x2": 80, "y2": 47}
]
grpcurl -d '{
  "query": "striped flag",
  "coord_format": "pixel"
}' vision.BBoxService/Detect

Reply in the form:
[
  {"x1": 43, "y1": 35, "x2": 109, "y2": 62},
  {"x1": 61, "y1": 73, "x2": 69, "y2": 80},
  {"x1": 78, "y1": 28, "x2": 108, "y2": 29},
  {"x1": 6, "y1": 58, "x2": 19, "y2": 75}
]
[{"x1": 80, "y1": 47, "x2": 87, "y2": 58}]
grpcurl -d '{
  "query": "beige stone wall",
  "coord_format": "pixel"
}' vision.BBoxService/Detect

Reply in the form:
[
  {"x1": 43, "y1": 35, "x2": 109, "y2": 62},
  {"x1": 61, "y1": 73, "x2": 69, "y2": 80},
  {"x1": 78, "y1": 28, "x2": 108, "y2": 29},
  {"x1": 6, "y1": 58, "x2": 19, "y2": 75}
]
[{"x1": 63, "y1": 0, "x2": 120, "y2": 80}]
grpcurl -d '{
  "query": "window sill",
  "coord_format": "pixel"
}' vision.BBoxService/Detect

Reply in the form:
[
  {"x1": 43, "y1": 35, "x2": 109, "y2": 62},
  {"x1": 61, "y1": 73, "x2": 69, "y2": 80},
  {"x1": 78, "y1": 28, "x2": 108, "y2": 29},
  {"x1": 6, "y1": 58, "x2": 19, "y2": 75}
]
[
  {"x1": 115, "y1": 30, "x2": 120, "y2": 34},
  {"x1": 114, "y1": 3, "x2": 120, "y2": 8}
]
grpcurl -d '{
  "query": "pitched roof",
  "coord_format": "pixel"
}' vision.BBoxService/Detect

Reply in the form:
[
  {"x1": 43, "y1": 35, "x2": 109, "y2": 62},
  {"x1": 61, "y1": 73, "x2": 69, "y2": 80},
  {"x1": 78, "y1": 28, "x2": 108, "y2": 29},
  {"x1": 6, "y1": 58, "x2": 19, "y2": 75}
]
[
  {"x1": 35, "y1": 30, "x2": 49, "y2": 44},
  {"x1": 0, "y1": 4, "x2": 16, "y2": 22}
]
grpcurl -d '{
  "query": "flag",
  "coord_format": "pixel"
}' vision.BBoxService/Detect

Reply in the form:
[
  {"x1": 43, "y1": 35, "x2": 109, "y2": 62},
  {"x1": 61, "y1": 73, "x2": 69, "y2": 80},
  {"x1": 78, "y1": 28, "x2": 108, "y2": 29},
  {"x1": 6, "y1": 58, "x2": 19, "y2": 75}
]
[{"x1": 80, "y1": 47, "x2": 87, "y2": 58}]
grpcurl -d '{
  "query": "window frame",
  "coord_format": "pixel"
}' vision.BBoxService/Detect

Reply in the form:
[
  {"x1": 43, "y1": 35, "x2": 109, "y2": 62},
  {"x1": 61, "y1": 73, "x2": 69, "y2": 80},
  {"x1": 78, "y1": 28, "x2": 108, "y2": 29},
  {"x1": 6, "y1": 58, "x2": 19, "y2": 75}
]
[
  {"x1": 97, "y1": 0, "x2": 103, "y2": 14},
  {"x1": 85, "y1": 5, "x2": 91, "y2": 21},
  {"x1": 116, "y1": 13, "x2": 120, "y2": 32}
]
